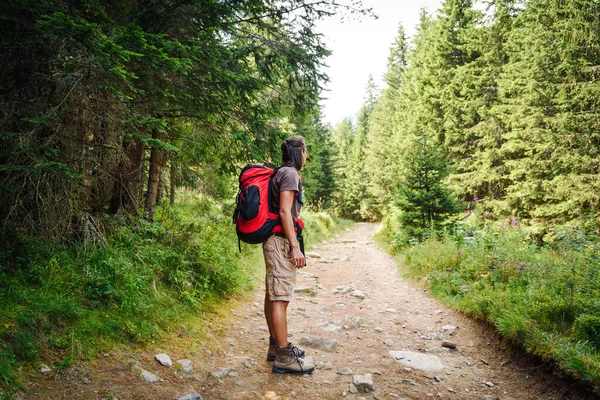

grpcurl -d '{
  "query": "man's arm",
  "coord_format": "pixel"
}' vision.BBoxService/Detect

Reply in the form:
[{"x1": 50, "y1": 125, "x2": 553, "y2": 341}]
[{"x1": 279, "y1": 190, "x2": 305, "y2": 268}]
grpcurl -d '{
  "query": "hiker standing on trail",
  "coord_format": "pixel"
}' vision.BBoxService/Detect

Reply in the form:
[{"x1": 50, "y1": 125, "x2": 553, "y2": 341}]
[{"x1": 264, "y1": 135, "x2": 315, "y2": 375}]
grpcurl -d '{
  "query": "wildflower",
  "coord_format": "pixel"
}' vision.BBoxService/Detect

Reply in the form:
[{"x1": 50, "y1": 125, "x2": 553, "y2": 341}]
[
  {"x1": 473, "y1": 195, "x2": 479, "y2": 202},
  {"x1": 511, "y1": 218, "x2": 518, "y2": 227}
]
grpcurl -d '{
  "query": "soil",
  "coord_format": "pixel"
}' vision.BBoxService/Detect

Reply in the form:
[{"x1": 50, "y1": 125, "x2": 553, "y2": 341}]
[{"x1": 21, "y1": 223, "x2": 599, "y2": 400}]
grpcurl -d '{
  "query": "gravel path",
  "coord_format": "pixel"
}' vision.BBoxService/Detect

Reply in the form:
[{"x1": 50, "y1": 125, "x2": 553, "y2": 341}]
[{"x1": 26, "y1": 223, "x2": 595, "y2": 399}]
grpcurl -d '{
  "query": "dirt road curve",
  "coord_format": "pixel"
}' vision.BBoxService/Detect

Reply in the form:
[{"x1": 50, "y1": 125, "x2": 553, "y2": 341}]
[{"x1": 28, "y1": 223, "x2": 596, "y2": 400}]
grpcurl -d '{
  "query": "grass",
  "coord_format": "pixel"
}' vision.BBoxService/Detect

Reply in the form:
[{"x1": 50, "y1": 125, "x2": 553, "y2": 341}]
[
  {"x1": 379, "y1": 218, "x2": 600, "y2": 392},
  {"x1": 0, "y1": 198, "x2": 348, "y2": 395}
]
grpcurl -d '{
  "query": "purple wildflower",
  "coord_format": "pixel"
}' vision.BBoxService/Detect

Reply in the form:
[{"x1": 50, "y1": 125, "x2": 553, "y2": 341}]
[
  {"x1": 473, "y1": 195, "x2": 479, "y2": 202},
  {"x1": 511, "y1": 219, "x2": 518, "y2": 227}
]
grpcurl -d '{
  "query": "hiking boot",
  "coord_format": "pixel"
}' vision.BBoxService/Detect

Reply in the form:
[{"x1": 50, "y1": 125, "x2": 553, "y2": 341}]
[
  {"x1": 267, "y1": 338, "x2": 305, "y2": 362},
  {"x1": 272, "y1": 344, "x2": 314, "y2": 375}
]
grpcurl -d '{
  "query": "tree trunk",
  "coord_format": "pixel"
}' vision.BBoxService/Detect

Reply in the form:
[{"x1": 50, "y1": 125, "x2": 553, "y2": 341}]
[
  {"x1": 157, "y1": 167, "x2": 165, "y2": 205},
  {"x1": 109, "y1": 137, "x2": 145, "y2": 214},
  {"x1": 170, "y1": 157, "x2": 176, "y2": 205},
  {"x1": 144, "y1": 130, "x2": 163, "y2": 222}
]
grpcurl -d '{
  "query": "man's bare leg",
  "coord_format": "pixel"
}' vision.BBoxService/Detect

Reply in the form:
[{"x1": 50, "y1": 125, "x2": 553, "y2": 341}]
[{"x1": 271, "y1": 300, "x2": 289, "y2": 348}]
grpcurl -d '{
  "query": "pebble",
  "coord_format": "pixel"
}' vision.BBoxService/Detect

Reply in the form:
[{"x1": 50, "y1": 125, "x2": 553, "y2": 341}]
[
  {"x1": 211, "y1": 368, "x2": 231, "y2": 379},
  {"x1": 316, "y1": 362, "x2": 334, "y2": 370},
  {"x1": 485, "y1": 381, "x2": 495, "y2": 387},
  {"x1": 441, "y1": 341, "x2": 457, "y2": 349},
  {"x1": 375, "y1": 327, "x2": 384, "y2": 333},
  {"x1": 353, "y1": 373, "x2": 374, "y2": 393},
  {"x1": 349, "y1": 383, "x2": 358, "y2": 394},
  {"x1": 350, "y1": 290, "x2": 368, "y2": 300},
  {"x1": 40, "y1": 365, "x2": 51, "y2": 373},
  {"x1": 177, "y1": 359, "x2": 192, "y2": 374},
  {"x1": 177, "y1": 391, "x2": 203, "y2": 400},
  {"x1": 299, "y1": 336, "x2": 337, "y2": 352},
  {"x1": 294, "y1": 287, "x2": 316, "y2": 296},
  {"x1": 383, "y1": 339, "x2": 394, "y2": 346},
  {"x1": 337, "y1": 367, "x2": 353, "y2": 375},
  {"x1": 155, "y1": 354, "x2": 172, "y2": 367},
  {"x1": 139, "y1": 369, "x2": 159, "y2": 383}
]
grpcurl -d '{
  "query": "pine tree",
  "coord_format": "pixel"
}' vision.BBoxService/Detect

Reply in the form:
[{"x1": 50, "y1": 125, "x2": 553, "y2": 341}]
[
  {"x1": 398, "y1": 136, "x2": 458, "y2": 240},
  {"x1": 364, "y1": 24, "x2": 409, "y2": 218},
  {"x1": 495, "y1": 0, "x2": 600, "y2": 230}
]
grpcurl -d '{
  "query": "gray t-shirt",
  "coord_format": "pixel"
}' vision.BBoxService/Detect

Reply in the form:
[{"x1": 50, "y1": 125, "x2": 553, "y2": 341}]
[{"x1": 271, "y1": 166, "x2": 302, "y2": 219}]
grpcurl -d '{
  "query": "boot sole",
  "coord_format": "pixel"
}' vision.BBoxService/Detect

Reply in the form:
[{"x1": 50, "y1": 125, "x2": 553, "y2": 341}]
[{"x1": 272, "y1": 365, "x2": 314, "y2": 375}]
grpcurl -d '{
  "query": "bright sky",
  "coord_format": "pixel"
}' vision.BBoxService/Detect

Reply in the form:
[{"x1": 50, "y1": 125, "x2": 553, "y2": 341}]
[{"x1": 316, "y1": 0, "x2": 443, "y2": 126}]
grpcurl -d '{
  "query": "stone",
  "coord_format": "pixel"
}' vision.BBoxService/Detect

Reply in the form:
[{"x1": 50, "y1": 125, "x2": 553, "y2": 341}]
[
  {"x1": 352, "y1": 317, "x2": 364, "y2": 329},
  {"x1": 374, "y1": 327, "x2": 384, "y2": 333},
  {"x1": 384, "y1": 339, "x2": 394, "y2": 346},
  {"x1": 386, "y1": 308, "x2": 397, "y2": 313},
  {"x1": 299, "y1": 336, "x2": 337, "y2": 352},
  {"x1": 40, "y1": 365, "x2": 51, "y2": 373},
  {"x1": 441, "y1": 341, "x2": 456, "y2": 349},
  {"x1": 235, "y1": 380, "x2": 245, "y2": 386},
  {"x1": 421, "y1": 332, "x2": 442, "y2": 340},
  {"x1": 305, "y1": 251, "x2": 322, "y2": 259},
  {"x1": 155, "y1": 353, "x2": 172, "y2": 367},
  {"x1": 350, "y1": 290, "x2": 368, "y2": 300},
  {"x1": 316, "y1": 362, "x2": 333, "y2": 370},
  {"x1": 177, "y1": 359, "x2": 193, "y2": 373},
  {"x1": 337, "y1": 367, "x2": 353, "y2": 375},
  {"x1": 139, "y1": 369, "x2": 159, "y2": 383},
  {"x1": 243, "y1": 358, "x2": 257, "y2": 368},
  {"x1": 294, "y1": 287, "x2": 316, "y2": 296},
  {"x1": 390, "y1": 351, "x2": 445, "y2": 372},
  {"x1": 177, "y1": 391, "x2": 203, "y2": 400},
  {"x1": 323, "y1": 324, "x2": 342, "y2": 333},
  {"x1": 484, "y1": 381, "x2": 495, "y2": 387},
  {"x1": 441, "y1": 325, "x2": 457, "y2": 333},
  {"x1": 348, "y1": 383, "x2": 358, "y2": 394},
  {"x1": 353, "y1": 373, "x2": 374, "y2": 393},
  {"x1": 211, "y1": 368, "x2": 231, "y2": 379},
  {"x1": 400, "y1": 379, "x2": 417, "y2": 386}
]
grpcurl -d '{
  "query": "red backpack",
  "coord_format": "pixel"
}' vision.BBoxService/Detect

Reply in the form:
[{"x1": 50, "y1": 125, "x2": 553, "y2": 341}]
[{"x1": 233, "y1": 164, "x2": 304, "y2": 251}]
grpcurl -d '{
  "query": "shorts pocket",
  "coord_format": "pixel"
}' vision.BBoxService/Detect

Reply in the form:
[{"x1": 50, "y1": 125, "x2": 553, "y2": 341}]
[{"x1": 273, "y1": 275, "x2": 293, "y2": 297}]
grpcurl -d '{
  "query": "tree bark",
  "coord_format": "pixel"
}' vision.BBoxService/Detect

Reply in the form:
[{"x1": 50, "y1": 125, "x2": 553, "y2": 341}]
[
  {"x1": 170, "y1": 156, "x2": 176, "y2": 205},
  {"x1": 109, "y1": 137, "x2": 145, "y2": 214},
  {"x1": 144, "y1": 130, "x2": 163, "y2": 222}
]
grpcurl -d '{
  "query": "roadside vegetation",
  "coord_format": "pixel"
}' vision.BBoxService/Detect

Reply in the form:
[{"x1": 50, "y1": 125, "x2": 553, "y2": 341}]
[
  {"x1": 0, "y1": 199, "x2": 348, "y2": 394},
  {"x1": 377, "y1": 209, "x2": 600, "y2": 390}
]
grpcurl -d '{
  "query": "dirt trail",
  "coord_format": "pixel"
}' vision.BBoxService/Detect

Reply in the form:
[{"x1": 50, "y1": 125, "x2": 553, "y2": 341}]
[{"x1": 26, "y1": 223, "x2": 595, "y2": 399}]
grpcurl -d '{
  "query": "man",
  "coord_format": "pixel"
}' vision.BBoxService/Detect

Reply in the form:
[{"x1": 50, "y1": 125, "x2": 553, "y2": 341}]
[{"x1": 263, "y1": 135, "x2": 314, "y2": 375}]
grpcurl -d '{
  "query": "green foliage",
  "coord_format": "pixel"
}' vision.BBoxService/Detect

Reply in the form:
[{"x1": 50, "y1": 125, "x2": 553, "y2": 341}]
[
  {"x1": 0, "y1": 0, "x2": 362, "y2": 238},
  {"x1": 391, "y1": 218, "x2": 600, "y2": 388},
  {"x1": 396, "y1": 136, "x2": 461, "y2": 240},
  {"x1": 0, "y1": 196, "x2": 345, "y2": 386}
]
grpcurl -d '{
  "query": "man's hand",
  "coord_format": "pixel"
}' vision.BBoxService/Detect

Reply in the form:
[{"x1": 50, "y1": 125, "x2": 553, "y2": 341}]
[{"x1": 291, "y1": 246, "x2": 305, "y2": 269}]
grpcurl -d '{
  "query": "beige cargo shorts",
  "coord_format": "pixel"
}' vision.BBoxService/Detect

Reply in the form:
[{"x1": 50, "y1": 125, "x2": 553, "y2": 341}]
[{"x1": 263, "y1": 234, "x2": 296, "y2": 302}]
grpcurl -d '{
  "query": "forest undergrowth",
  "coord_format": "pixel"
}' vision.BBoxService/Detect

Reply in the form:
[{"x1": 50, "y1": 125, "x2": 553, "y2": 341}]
[
  {"x1": 0, "y1": 196, "x2": 349, "y2": 395},
  {"x1": 379, "y1": 211, "x2": 600, "y2": 391}
]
